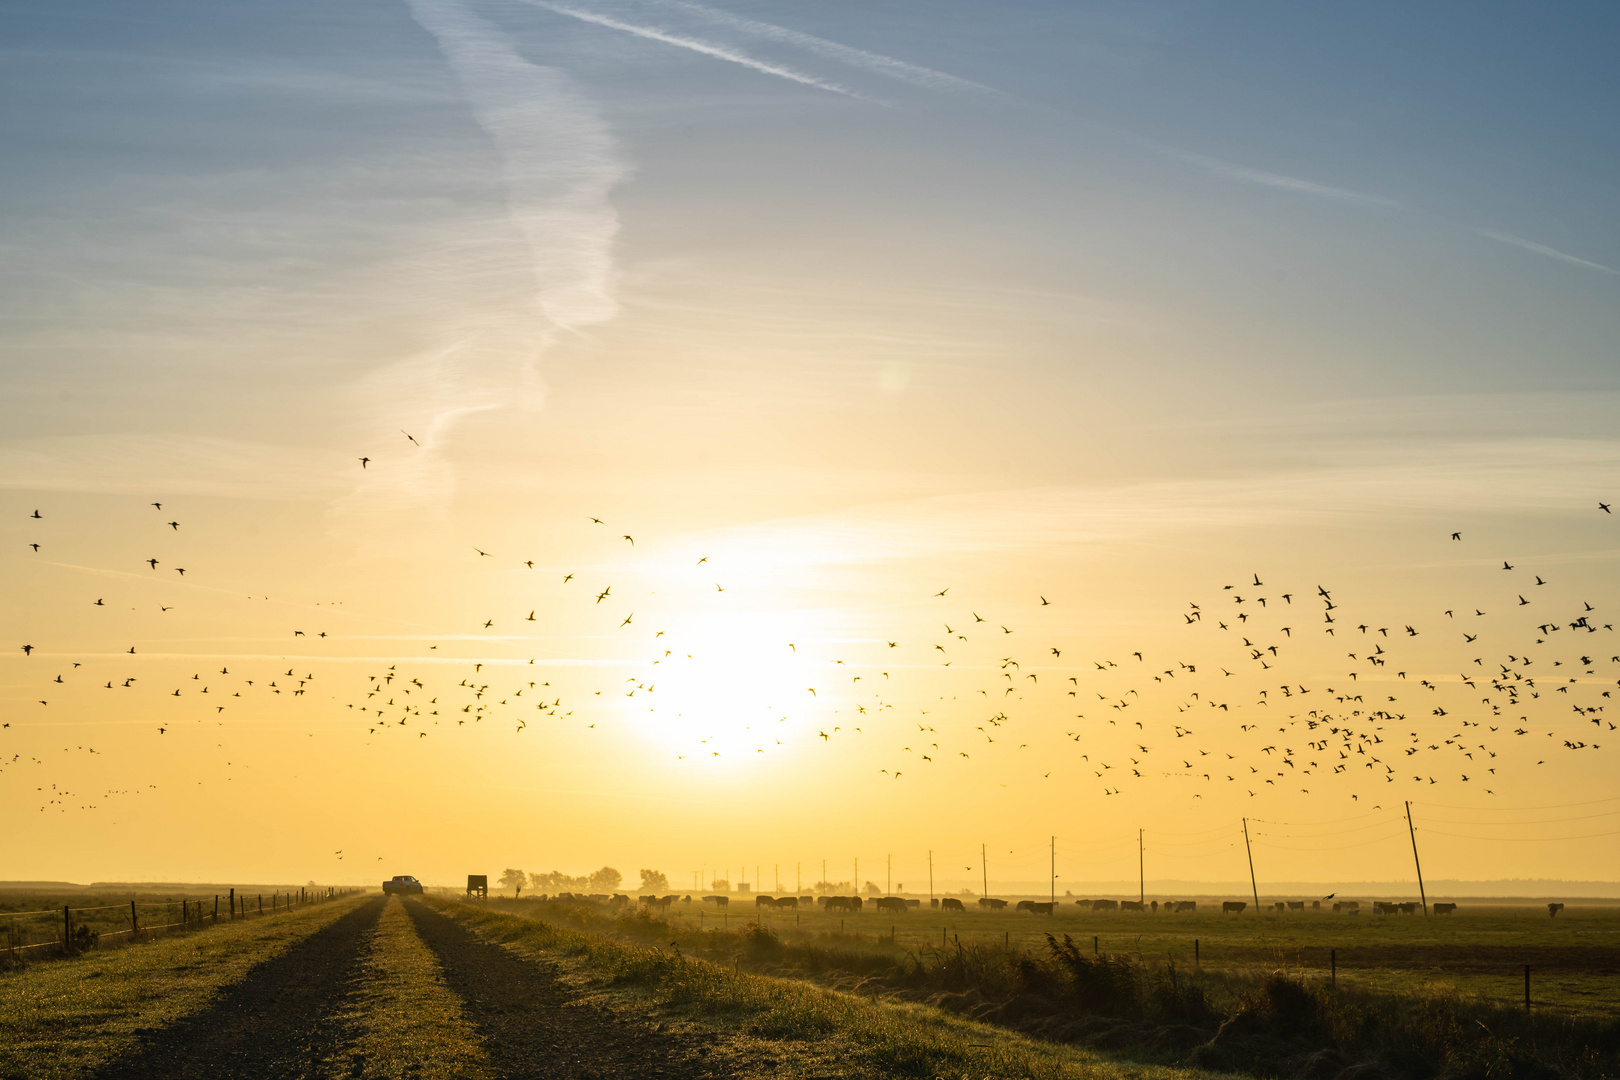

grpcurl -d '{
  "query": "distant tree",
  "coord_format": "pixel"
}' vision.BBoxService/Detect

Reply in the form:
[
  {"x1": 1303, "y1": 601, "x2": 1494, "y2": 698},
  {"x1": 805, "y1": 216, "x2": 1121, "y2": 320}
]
[
  {"x1": 588, "y1": 866, "x2": 622, "y2": 892},
  {"x1": 812, "y1": 880, "x2": 851, "y2": 895},
  {"x1": 638, "y1": 869, "x2": 669, "y2": 892},
  {"x1": 864, "y1": 880, "x2": 881, "y2": 896},
  {"x1": 528, "y1": 871, "x2": 549, "y2": 894},
  {"x1": 710, "y1": 878, "x2": 730, "y2": 893},
  {"x1": 498, "y1": 868, "x2": 526, "y2": 897}
]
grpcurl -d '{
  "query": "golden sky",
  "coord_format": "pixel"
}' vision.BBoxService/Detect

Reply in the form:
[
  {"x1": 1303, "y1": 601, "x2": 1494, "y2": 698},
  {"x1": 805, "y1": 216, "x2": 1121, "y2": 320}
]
[{"x1": 3, "y1": 0, "x2": 1619, "y2": 889}]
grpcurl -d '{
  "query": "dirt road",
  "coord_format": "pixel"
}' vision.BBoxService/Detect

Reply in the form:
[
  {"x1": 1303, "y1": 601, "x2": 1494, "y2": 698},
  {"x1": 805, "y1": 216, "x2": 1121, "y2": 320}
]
[{"x1": 91, "y1": 896, "x2": 719, "y2": 1079}]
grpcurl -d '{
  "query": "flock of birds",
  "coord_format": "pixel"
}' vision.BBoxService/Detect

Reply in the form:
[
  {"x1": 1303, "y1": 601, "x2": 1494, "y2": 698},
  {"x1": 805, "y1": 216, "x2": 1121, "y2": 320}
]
[{"x1": 9, "y1": 441, "x2": 1619, "y2": 820}]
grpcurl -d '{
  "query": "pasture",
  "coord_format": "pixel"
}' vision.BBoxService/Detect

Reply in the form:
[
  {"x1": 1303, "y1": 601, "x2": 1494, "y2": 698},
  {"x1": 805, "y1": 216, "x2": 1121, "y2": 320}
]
[{"x1": 521, "y1": 893, "x2": 1620, "y2": 1017}]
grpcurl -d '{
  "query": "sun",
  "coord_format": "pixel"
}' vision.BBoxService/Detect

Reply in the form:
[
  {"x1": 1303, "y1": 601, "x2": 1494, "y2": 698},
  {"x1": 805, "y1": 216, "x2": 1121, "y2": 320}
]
[{"x1": 622, "y1": 611, "x2": 816, "y2": 762}]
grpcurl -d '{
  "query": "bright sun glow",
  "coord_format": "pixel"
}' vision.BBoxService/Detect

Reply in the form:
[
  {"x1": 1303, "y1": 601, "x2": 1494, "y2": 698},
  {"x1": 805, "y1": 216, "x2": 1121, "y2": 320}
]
[{"x1": 624, "y1": 611, "x2": 820, "y2": 763}]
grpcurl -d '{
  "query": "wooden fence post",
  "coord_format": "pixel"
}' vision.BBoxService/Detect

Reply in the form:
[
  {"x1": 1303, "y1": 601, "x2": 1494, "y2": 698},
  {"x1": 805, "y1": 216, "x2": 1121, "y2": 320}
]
[
  {"x1": 214, "y1": 895, "x2": 219, "y2": 922},
  {"x1": 63, "y1": 906, "x2": 70, "y2": 953},
  {"x1": 131, "y1": 900, "x2": 138, "y2": 936},
  {"x1": 229, "y1": 888, "x2": 235, "y2": 920},
  {"x1": 1195, "y1": 938, "x2": 1200, "y2": 970}
]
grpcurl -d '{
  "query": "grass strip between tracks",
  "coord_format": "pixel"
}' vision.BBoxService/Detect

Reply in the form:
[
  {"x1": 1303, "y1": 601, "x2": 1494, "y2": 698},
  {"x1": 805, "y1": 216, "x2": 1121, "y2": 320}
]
[
  {"x1": 425, "y1": 897, "x2": 1222, "y2": 1080},
  {"x1": 0, "y1": 895, "x2": 370, "y2": 1080},
  {"x1": 334, "y1": 896, "x2": 495, "y2": 1080}
]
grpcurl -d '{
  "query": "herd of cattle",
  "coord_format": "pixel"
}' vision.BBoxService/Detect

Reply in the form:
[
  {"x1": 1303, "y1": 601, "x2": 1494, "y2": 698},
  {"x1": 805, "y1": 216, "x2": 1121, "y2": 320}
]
[{"x1": 533, "y1": 891, "x2": 1516, "y2": 916}]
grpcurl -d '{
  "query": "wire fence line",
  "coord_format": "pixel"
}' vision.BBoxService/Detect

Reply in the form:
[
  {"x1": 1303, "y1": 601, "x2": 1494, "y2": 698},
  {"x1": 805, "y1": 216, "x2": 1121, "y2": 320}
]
[{"x1": 1, "y1": 886, "x2": 362, "y2": 963}]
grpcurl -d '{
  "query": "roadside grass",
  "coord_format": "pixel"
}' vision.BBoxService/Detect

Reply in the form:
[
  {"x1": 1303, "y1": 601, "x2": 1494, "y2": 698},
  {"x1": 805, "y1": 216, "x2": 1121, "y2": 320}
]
[
  {"x1": 334, "y1": 897, "x2": 494, "y2": 1080},
  {"x1": 0, "y1": 893, "x2": 369, "y2": 1080},
  {"x1": 448, "y1": 896, "x2": 1620, "y2": 1079},
  {"x1": 477, "y1": 895, "x2": 1620, "y2": 1016},
  {"x1": 426, "y1": 897, "x2": 1230, "y2": 1080},
  {"x1": 1, "y1": 885, "x2": 338, "y2": 960}
]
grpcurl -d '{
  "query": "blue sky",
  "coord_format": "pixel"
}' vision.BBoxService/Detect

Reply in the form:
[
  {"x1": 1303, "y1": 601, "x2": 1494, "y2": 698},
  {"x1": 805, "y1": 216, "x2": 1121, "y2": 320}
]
[{"x1": 3, "y1": 1, "x2": 1619, "y2": 882}]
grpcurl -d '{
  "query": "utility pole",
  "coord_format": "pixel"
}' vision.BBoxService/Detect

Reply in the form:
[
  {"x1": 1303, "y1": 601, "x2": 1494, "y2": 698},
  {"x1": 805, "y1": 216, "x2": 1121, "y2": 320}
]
[
  {"x1": 928, "y1": 850, "x2": 934, "y2": 905},
  {"x1": 982, "y1": 843, "x2": 988, "y2": 899},
  {"x1": 854, "y1": 857, "x2": 859, "y2": 893},
  {"x1": 1242, "y1": 818, "x2": 1260, "y2": 913},
  {"x1": 774, "y1": 863, "x2": 779, "y2": 892},
  {"x1": 822, "y1": 859, "x2": 826, "y2": 890},
  {"x1": 1050, "y1": 836, "x2": 1055, "y2": 908},
  {"x1": 887, "y1": 854, "x2": 891, "y2": 895},
  {"x1": 796, "y1": 862, "x2": 801, "y2": 893},
  {"x1": 1405, "y1": 801, "x2": 1429, "y2": 916},
  {"x1": 1139, "y1": 829, "x2": 1144, "y2": 905}
]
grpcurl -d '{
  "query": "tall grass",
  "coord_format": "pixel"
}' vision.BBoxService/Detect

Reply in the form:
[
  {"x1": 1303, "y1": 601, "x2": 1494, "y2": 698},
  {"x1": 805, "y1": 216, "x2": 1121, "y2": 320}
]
[{"x1": 462, "y1": 896, "x2": 1620, "y2": 1079}]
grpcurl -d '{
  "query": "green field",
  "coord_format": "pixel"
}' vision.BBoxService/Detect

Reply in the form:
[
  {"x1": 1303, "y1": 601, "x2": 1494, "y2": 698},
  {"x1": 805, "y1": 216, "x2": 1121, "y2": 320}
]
[
  {"x1": 1, "y1": 885, "x2": 332, "y2": 959},
  {"x1": 500, "y1": 894, "x2": 1620, "y2": 1017}
]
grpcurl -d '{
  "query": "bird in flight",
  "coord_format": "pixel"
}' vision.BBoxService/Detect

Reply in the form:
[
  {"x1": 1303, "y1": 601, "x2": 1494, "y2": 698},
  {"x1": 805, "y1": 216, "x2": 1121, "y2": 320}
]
[
  {"x1": 934, "y1": 588, "x2": 949, "y2": 597},
  {"x1": 1601, "y1": 502, "x2": 1611, "y2": 513},
  {"x1": 147, "y1": 559, "x2": 159, "y2": 569},
  {"x1": 474, "y1": 548, "x2": 492, "y2": 557},
  {"x1": 589, "y1": 517, "x2": 605, "y2": 525},
  {"x1": 359, "y1": 457, "x2": 369, "y2": 468},
  {"x1": 622, "y1": 535, "x2": 634, "y2": 545},
  {"x1": 30, "y1": 510, "x2": 41, "y2": 519},
  {"x1": 1451, "y1": 532, "x2": 1461, "y2": 540},
  {"x1": 402, "y1": 430, "x2": 420, "y2": 446},
  {"x1": 1040, "y1": 596, "x2": 1050, "y2": 605}
]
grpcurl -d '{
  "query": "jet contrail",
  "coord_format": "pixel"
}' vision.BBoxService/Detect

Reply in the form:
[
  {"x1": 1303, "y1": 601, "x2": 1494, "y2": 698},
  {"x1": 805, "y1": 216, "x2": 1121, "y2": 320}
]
[
  {"x1": 520, "y1": 0, "x2": 868, "y2": 99},
  {"x1": 659, "y1": 0, "x2": 1006, "y2": 100}
]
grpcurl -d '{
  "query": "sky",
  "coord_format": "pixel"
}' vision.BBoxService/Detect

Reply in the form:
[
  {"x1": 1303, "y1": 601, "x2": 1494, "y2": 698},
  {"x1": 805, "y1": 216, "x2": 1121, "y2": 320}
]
[{"x1": 2, "y1": 0, "x2": 1619, "y2": 893}]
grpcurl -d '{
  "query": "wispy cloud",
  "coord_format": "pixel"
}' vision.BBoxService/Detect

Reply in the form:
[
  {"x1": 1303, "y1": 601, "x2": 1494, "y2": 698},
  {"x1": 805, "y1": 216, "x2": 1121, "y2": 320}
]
[
  {"x1": 1470, "y1": 228, "x2": 1618, "y2": 276},
  {"x1": 664, "y1": 437, "x2": 1620, "y2": 571},
  {"x1": 518, "y1": 0, "x2": 866, "y2": 98},
  {"x1": 656, "y1": 0, "x2": 1006, "y2": 100}
]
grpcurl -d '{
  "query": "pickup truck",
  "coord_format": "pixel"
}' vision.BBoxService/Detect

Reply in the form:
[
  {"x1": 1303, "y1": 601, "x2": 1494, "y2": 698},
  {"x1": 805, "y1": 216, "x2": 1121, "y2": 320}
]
[{"x1": 382, "y1": 875, "x2": 424, "y2": 895}]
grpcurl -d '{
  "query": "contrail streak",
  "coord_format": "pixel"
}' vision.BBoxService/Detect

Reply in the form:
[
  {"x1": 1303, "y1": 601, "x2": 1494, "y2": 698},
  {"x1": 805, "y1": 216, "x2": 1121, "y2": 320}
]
[
  {"x1": 1470, "y1": 228, "x2": 1618, "y2": 276},
  {"x1": 520, "y1": 0, "x2": 867, "y2": 99},
  {"x1": 658, "y1": 0, "x2": 1006, "y2": 99}
]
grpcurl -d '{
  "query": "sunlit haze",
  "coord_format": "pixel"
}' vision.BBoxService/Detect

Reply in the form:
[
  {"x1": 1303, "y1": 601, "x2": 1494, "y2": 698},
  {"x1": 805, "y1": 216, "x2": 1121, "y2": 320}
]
[{"x1": 4, "y1": 1, "x2": 1619, "y2": 894}]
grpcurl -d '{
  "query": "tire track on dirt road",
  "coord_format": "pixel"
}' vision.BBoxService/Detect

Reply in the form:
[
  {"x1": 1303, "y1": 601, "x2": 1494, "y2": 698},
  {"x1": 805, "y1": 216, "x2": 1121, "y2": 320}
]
[
  {"x1": 91, "y1": 896, "x2": 384, "y2": 1080},
  {"x1": 403, "y1": 899, "x2": 721, "y2": 1080}
]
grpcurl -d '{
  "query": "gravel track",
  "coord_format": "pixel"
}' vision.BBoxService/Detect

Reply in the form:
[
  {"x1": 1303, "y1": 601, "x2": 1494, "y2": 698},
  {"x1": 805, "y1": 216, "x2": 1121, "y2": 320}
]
[
  {"x1": 91, "y1": 897, "x2": 384, "y2": 1080},
  {"x1": 403, "y1": 898, "x2": 722, "y2": 1080}
]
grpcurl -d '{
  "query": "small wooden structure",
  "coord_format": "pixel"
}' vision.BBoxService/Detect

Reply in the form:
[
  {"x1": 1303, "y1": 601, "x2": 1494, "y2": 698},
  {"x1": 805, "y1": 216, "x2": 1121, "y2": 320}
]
[{"x1": 467, "y1": 874, "x2": 488, "y2": 899}]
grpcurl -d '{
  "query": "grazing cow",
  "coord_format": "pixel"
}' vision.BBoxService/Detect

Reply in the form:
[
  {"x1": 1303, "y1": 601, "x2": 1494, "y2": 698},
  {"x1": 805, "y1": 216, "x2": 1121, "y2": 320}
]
[
  {"x1": 875, "y1": 897, "x2": 907, "y2": 913},
  {"x1": 1287, "y1": 901, "x2": 1305, "y2": 912},
  {"x1": 824, "y1": 895, "x2": 857, "y2": 913},
  {"x1": 941, "y1": 897, "x2": 965, "y2": 912},
  {"x1": 1332, "y1": 901, "x2": 1359, "y2": 914},
  {"x1": 702, "y1": 895, "x2": 729, "y2": 907},
  {"x1": 907, "y1": 899, "x2": 920, "y2": 909},
  {"x1": 1073, "y1": 900, "x2": 1090, "y2": 908},
  {"x1": 1273, "y1": 902, "x2": 1287, "y2": 912},
  {"x1": 1091, "y1": 899, "x2": 1118, "y2": 912},
  {"x1": 1120, "y1": 900, "x2": 1144, "y2": 913},
  {"x1": 610, "y1": 894, "x2": 630, "y2": 908},
  {"x1": 755, "y1": 895, "x2": 775, "y2": 908},
  {"x1": 1015, "y1": 900, "x2": 1035, "y2": 913},
  {"x1": 1177, "y1": 901, "x2": 1197, "y2": 913},
  {"x1": 1548, "y1": 902, "x2": 1564, "y2": 918},
  {"x1": 1398, "y1": 902, "x2": 1419, "y2": 915},
  {"x1": 1433, "y1": 903, "x2": 1456, "y2": 915},
  {"x1": 979, "y1": 898, "x2": 1008, "y2": 910},
  {"x1": 1222, "y1": 901, "x2": 1246, "y2": 914},
  {"x1": 774, "y1": 896, "x2": 798, "y2": 909},
  {"x1": 800, "y1": 897, "x2": 814, "y2": 906}
]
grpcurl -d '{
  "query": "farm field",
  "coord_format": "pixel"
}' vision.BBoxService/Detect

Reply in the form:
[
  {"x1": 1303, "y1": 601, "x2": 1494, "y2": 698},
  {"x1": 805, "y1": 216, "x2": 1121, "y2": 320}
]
[
  {"x1": 537, "y1": 895, "x2": 1620, "y2": 1017},
  {"x1": 0, "y1": 891, "x2": 1197, "y2": 1080},
  {"x1": 1, "y1": 885, "x2": 335, "y2": 958}
]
